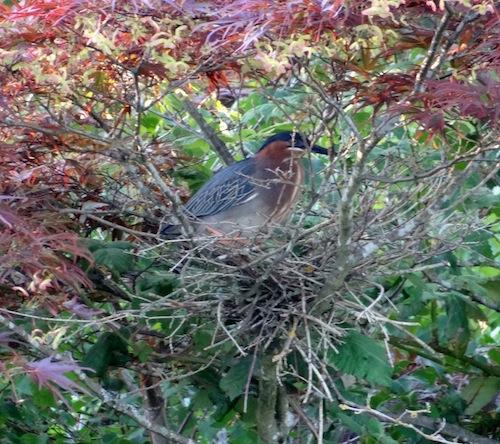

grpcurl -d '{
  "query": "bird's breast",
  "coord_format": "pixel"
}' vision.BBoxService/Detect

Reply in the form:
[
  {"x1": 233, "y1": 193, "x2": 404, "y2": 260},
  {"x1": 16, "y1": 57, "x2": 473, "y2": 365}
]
[{"x1": 256, "y1": 156, "x2": 304, "y2": 223}]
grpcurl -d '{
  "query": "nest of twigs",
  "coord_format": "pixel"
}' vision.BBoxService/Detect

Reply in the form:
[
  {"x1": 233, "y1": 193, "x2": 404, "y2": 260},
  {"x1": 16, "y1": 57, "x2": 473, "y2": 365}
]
[{"x1": 152, "y1": 225, "x2": 368, "y2": 360}]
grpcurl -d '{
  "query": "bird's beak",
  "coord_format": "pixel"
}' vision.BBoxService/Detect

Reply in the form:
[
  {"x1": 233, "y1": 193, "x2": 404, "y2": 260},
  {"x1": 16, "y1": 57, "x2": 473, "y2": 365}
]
[
  {"x1": 311, "y1": 145, "x2": 328, "y2": 155},
  {"x1": 288, "y1": 145, "x2": 329, "y2": 155}
]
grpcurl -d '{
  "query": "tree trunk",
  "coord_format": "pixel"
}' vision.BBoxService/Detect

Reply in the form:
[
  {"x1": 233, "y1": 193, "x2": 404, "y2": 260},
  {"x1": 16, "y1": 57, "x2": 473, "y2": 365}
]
[
  {"x1": 142, "y1": 374, "x2": 170, "y2": 444},
  {"x1": 257, "y1": 353, "x2": 286, "y2": 444}
]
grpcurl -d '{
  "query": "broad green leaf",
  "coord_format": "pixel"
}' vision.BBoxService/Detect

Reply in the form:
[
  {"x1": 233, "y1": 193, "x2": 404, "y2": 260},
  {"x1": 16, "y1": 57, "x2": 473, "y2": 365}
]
[
  {"x1": 220, "y1": 358, "x2": 254, "y2": 400},
  {"x1": 488, "y1": 348, "x2": 500, "y2": 365},
  {"x1": 32, "y1": 387, "x2": 56, "y2": 409},
  {"x1": 480, "y1": 279, "x2": 500, "y2": 303},
  {"x1": 85, "y1": 239, "x2": 134, "y2": 253},
  {"x1": 82, "y1": 332, "x2": 130, "y2": 377},
  {"x1": 132, "y1": 341, "x2": 153, "y2": 363},
  {"x1": 136, "y1": 273, "x2": 178, "y2": 296},
  {"x1": 329, "y1": 332, "x2": 392, "y2": 386},
  {"x1": 141, "y1": 113, "x2": 161, "y2": 131},
  {"x1": 443, "y1": 294, "x2": 470, "y2": 355},
  {"x1": 93, "y1": 248, "x2": 136, "y2": 275},
  {"x1": 461, "y1": 377, "x2": 500, "y2": 415},
  {"x1": 20, "y1": 434, "x2": 48, "y2": 444}
]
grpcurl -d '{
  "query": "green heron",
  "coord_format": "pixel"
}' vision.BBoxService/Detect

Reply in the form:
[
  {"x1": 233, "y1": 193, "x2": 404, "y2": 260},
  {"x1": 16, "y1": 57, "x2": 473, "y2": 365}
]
[{"x1": 162, "y1": 131, "x2": 328, "y2": 237}]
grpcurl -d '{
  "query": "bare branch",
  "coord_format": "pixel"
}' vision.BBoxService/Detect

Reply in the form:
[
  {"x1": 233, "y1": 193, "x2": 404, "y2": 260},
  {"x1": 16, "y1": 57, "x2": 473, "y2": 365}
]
[{"x1": 183, "y1": 99, "x2": 236, "y2": 165}]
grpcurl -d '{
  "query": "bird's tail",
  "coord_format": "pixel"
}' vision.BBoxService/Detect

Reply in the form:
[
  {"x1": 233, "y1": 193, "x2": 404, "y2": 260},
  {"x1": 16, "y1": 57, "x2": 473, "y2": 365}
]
[{"x1": 160, "y1": 224, "x2": 182, "y2": 238}]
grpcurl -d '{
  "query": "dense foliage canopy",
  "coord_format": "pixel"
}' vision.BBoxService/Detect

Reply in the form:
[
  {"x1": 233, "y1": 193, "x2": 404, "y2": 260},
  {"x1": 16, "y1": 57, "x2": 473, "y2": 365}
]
[{"x1": 0, "y1": 1, "x2": 498, "y2": 443}]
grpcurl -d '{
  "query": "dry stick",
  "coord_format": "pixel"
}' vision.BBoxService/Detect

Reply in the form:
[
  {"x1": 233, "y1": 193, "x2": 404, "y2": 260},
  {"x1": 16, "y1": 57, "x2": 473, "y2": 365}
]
[
  {"x1": 256, "y1": 352, "x2": 281, "y2": 444},
  {"x1": 1, "y1": 118, "x2": 110, "y2": 146},
  {"x1": 123, "y1": 159, "x2": 171, "y2": 212},
  {"x1": 341, "y1": 399, "x2": 499, "y2": 444},
  {"x1": 216, "y1": 301, "x2": 247, "y2": 356},
  {"x1": 243, "y1": 345, "x2": 259, "y2": 413},
  {"x1": 288, "y1": 397, "x2": 320, "y2": 441},
  {"x1": 364, "y1": 146, "x2": 498, "y2": 183},
  {"x1": 0, "y1": 313, "x2": 193, "y2": 444},
  {"x1": 293, "y1": 343, "x2": 333, "y2": 402},
  {"x1": 427, "y1": 8, "x2": 483, "y2": 86},
  {"x1": 59, "y1": 210, "x2": 159, "y2": 238},
  {"x1": 301, "y1": 291, "x2": 314, "y2": 405},
  {"x1": 403, "y1": 413, "x2": 500, "y2": 444},
  {"x1": 143, "y1": 160, "x2": 194, "y2": 237},
  {"x1": 329, "y1": 149, "x2": 493, "y2": 298},
  {"x1": 141, "y1": 371, "x2": 169, "y2": 444},
  {"x1": 183, "y1": 99, "x2": 235, "y2": 166},
  {"x1": 413, "y1": 6, "x2": 453, "y2": 94},
  {"x1": 317, "y1": 398, "x2": 324, "y2": 444}
]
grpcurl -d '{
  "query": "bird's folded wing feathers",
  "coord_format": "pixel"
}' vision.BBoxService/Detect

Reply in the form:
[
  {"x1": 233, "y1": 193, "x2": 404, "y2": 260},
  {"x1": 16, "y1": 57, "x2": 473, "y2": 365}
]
[{"x1": 183, "y1": 160, "x2": 258, "y2": 219}]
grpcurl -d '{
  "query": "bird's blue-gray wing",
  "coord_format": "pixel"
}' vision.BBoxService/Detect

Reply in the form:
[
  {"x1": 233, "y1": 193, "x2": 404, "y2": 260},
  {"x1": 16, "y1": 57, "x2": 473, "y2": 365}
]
[{"x1": 183, "y1": 159, "x2": 257, "y2": 219}]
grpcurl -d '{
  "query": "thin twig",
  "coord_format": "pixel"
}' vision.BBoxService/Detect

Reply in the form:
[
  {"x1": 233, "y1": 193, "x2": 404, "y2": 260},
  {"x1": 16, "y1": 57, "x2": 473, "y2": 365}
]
[
  {"x1": 183, "y1": 99, "x2": 235, "y2": 165},
  {"x1": 413, "y1": 7, "x2": 453, "y2": 93}
]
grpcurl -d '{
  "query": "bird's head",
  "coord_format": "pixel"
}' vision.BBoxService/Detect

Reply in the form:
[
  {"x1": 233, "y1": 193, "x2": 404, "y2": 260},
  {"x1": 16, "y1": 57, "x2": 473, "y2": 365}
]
[{"x1": 258, "y1": 131, "x2": 328, "y2": 155}]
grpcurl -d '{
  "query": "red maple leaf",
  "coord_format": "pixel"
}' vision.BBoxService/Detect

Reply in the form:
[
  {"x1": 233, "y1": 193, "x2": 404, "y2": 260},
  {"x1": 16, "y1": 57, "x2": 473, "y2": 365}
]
[{"x1": 25, "y1": 356, "x2": 93, "y2": 395}]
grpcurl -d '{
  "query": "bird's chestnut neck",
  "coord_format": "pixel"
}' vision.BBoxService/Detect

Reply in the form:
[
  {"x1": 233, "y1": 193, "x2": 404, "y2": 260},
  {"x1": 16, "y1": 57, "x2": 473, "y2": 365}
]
[{"x1": 255, "y1": 140, "x2": 300, "y2": 165}]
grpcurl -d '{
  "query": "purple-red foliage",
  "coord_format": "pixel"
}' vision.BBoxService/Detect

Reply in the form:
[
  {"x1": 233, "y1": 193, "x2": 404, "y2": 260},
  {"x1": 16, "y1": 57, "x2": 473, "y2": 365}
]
[
  {"x1": 424, "y1": 77, "x2": 500, "y2": 123},
  {"x1": 25, "y1": 356, "x2": 92, "y2": 395}
]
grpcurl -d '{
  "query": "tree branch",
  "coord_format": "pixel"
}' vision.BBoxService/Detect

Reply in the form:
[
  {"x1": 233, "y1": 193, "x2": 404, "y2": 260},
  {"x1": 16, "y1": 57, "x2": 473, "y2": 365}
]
[
  {"x1": 183, "y1": 99, "x2": 235, "y2": 165},
  {"x1": 413, "y1": 7, "x2": 453, "y2": 94},
  {"x1": 257, "y1": 352, "x2": 281, "y2": 444}
]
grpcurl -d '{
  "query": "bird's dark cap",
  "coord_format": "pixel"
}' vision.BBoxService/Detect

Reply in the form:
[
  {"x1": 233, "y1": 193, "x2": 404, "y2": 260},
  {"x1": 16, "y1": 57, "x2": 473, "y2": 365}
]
[{"x1": 259, "y1": 131, "x2": 328, "y2": 155}]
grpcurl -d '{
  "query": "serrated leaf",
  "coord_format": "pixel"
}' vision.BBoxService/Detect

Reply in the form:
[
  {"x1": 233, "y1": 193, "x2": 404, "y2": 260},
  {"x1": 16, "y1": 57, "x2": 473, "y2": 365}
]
[
  {"x1": 488, "y1": 348, "x2": 500, "y2": 365},
  {"x1": 443, "y1": 294, "x2": 470, "y2": 355},
  {"x1": 32, "y1": 387, "x2": 56, "y2": 409},
  {"x1": 480, "y1": 279, "x2": 500, "y2": 303},
  {"x1": 93, "y1": 248, "x2": 135, "y2": 275},
  {"x1": 220, "y1": 358, "x2": 254, "y2": 400},
  {"x1": 85, "y1": 239, "x2": 134, "y2": 253},
  {"x1": 141, "y1": 113, "x2": 160, "y2": 131},
  {"x1": 82, "y1": 332, "x2": 130, "y2": 377},
  {"x1": 136, "y1": 274, "x2": 178, "y2": 296},
  {"x1": 461, "y1": 377, "x2": 500, "y2": 415},
  {"x1": 20, "y1": 434, "x2": 48, "y2": 444},
  {"x1": 132, "y1": 341, "x2": 153, "y2": 363},
  {"x1": 329, "y1": 332, "x2": 392, "y2": 386}
]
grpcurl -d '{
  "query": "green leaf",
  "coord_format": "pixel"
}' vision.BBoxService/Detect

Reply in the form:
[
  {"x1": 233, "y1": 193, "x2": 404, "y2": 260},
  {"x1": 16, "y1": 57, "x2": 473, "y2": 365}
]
[
  {"x1": 336, "y1": 412, "x2": 364, "y2": 434},
  {"x1": 463, "y1": 230, "x2": 494, "y2": 258},
  {"x1": 141, "y1": 113, "x2": 161, "y2": 131},
  {"x1": 82, "y1": 332, "x2": 130, "y2": 377},
  {"x1": 412, "y1": 367, "x2": 439, "y2": 385},
  {"x1": 32, "y1": 387, "x2": 56, "y2": 409},
  {"x1": 352, "y1": 109, "x2": 373, "y2": 137},
  {"x1": 220, "y1": 358, "x2": 254, "y2": 400},
  {"x1": 132, "y1": 341, "x2": 153, "y2": 363},
  {"x1": 488, "y1": 348, "x2": 500, "y2": 365},
  {"x1": 480, "y1": 279, "x2": 500, "y2": 303},
  {"x1": 85, "y1": 239, "x2": 134, "y2": 253},
  {"x1": 20, "y1": 434, "x2": 48, "y2": 444},
  {"x1": 93, "y1": 248, "x2": 136, "y2": 275},
  {"x1": 229, "y1": 422, "x2": 259, "y2": 444},
  {"x1": 175, "y1": 165, "x2": 213, "y2": 194},
  {"x1": 460, "y1": 377, "x2": 500, "y2": 415},
  {"x1": 443, "y1": 294, "x2": 470, "y2": 355},
  {"x1": 16, "y1": 375, "x2": 34, "y2": 395},
  {"x1": 329, "y1": 332, "x2": 392, "y2": 385},
  {"x1": 137, "y1": 273, "x2": 178, "y2": 296}
]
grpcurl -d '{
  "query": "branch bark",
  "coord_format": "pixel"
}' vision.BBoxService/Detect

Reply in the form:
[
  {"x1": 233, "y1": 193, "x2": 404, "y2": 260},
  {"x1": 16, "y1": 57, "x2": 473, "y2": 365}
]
[
  {"x1": 257, "y1": 352, "x2": 282, "y2": 444},
  {"x1": 183, "y1": 99, "x2": 235, "y2": 166}
]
